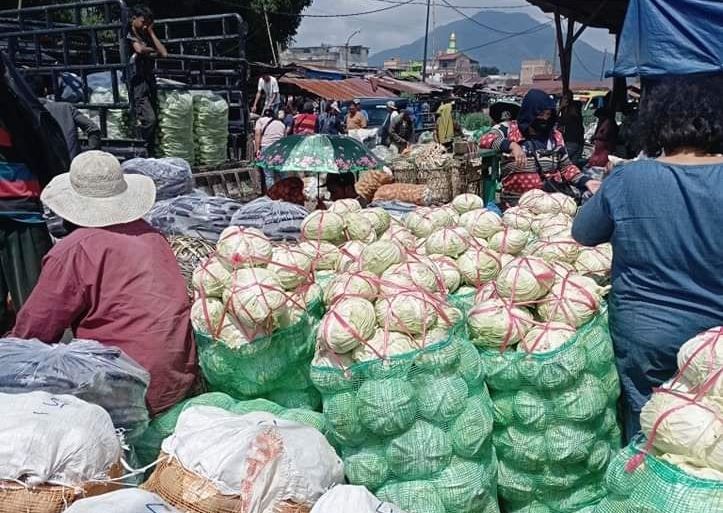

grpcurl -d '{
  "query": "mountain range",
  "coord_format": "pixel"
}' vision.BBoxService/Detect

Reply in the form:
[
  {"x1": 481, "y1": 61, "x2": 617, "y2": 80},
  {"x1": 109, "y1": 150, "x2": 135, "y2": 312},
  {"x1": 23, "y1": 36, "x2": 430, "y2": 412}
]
[{"x1": 369, "y1": 11, "x2": 609, "y2": 81}]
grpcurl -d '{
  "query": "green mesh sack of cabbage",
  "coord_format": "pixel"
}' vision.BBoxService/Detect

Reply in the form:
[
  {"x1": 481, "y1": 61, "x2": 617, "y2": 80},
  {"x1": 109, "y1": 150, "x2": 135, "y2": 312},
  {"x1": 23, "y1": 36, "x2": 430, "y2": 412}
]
[
  {"x1": 193, "y1": 91, "x2": 229, "y2": 166},
  {"x1": 133, "y1": 391, "x2": 327, "y2": 466},
  {"x1": 474, "y1": 310, "x2": 622, "y2": 513},
  {"x1": 157, "y1": 89, "x2": 195, "y2": 163},
  {"x1": 190, "y1": 226, "x2": 323, "y2": 411},
  {"x1": 593, "y1": 435, "x2": 723, "y2": 513},
  {"x1": 311, "y1": 329, "x2": 500, "y2": 513}
]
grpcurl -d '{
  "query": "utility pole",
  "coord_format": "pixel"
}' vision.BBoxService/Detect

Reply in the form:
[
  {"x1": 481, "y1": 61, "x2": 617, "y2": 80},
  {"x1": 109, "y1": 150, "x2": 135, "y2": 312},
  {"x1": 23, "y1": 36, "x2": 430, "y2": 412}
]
[
  {"x1": 422, "y1": 0, "x2": 431, "y2": 82},
  {"x1": 600, "y1": 48, "x2": 608, "y2": 81},
  {"x1": 345, "y1": 30, "x2": 361, "y2": 73}
]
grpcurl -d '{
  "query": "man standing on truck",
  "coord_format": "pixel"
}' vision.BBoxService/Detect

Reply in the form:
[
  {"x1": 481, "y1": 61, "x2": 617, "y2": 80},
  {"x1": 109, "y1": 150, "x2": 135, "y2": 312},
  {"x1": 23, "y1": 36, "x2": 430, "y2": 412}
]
[
  {"x1": 252, "y1": 74, "x2": 280, "y2": 115},
  {"x1": 126, "y1": 5, "x2": 168, "y2": 156}
]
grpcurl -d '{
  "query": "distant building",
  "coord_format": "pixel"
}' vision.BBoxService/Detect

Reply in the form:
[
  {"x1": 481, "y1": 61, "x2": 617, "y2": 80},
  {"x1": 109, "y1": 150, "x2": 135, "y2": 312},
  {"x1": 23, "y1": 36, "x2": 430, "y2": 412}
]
[
  {"x1": 280, "y1": 44, "x2": 370, "y2": 70},
  {"x1": 486, "y1": 74, "x2": 520, "y2": 91},
  {"x1": 520, "y1": 59, "x2": 553, "y2": 85},
  {"x1": 432, "y1": 33, "x2": 480, "y2": 85},
  {"x1": 382, "y1": 58, "x2": 424, "y2": 79}
]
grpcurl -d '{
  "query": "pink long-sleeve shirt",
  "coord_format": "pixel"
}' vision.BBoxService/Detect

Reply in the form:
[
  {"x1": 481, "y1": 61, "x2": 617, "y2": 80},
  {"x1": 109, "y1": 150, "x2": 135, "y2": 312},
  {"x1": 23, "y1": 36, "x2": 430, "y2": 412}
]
[{"x1": 13, "y1": 219, "x2": 198, "y2": 415}]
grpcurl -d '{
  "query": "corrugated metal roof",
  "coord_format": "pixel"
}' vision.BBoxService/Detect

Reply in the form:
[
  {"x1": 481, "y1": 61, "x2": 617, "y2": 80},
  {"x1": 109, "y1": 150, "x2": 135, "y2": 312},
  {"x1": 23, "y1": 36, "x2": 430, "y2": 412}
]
[
  {"x1": 370, "y1": 76, "x2": 443, "y2": 95},
  {"x1": 511, "y1": 80, "x2": 611, "y2": 96},
  {"x1": 279, "y1": 77, "x2": 397, "y2": 101}
]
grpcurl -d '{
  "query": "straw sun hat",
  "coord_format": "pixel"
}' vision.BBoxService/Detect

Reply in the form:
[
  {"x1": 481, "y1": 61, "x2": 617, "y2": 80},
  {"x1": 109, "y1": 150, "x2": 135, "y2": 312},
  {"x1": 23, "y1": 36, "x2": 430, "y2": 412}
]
[{"x1": 41, "y1": 150, "x2": 156, "y2": 228}]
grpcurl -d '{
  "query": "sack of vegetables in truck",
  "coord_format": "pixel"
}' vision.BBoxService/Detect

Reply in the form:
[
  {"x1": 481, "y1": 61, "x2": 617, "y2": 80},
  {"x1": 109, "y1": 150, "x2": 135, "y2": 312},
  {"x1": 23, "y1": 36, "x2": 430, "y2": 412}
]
[
  {"x1": 191, "y1": 226, "x2": 322, "y2": 410},
  {"x1": 467, "y1": 256, "x2": 621, "y2": 513},
  {"x1": 593, "y1": 435, "x2": 723, "y2": 513},
  {"x1": 310, "y1": 275, "x2": 500, "y2": 513},
  {"x1": 144, "y1": 406, "x2": 344, "y2": 513},
  {"x1": 0, "y1": 338, "x2": 149, "y2": 444},
  {"x1": 0, "y1": 392, "x2": 122, "y2": 513}
]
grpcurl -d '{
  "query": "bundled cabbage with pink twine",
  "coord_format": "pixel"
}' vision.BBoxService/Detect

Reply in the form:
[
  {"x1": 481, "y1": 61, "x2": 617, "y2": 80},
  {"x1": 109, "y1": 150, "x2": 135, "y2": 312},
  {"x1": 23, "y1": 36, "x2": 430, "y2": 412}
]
[
  {"x1": 308, "y1": 259, "x2": 500, "y2": 513},
  {"x1": 593, "y1": 329, "x2": 723, "y2": 513},
  {"x1": 463, "y1": 251, "x2": 620, "y2": 513},
  {"x1": 190, "y1": 226, "x2": 324, "y2": 411}
]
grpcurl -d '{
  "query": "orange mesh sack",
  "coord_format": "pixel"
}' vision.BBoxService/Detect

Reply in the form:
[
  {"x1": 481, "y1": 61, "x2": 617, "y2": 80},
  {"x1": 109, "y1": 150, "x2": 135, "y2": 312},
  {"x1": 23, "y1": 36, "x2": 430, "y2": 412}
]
[
  {"x1": 355, "y1": 171, "x2": 394, "y2": 201},
  {"x1": 145, "y1": 406, "x2": 344, "y2": 513},
  {"x1": 373, "y1": 183, "x2": 432, "y2": 206},
  {"x1": 0, "y1": 392, "x2": 122, "y2": 513}
]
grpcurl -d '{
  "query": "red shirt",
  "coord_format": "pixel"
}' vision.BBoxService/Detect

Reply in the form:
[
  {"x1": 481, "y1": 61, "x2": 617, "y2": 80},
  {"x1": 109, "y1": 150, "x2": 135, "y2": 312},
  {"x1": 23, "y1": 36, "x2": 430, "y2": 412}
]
[
  {"x1": 293, "y1": 113, "x2": 317, "y2": 135},
  {"x1": 13, "y1": 220, "x2": 198, "y2": 415}
]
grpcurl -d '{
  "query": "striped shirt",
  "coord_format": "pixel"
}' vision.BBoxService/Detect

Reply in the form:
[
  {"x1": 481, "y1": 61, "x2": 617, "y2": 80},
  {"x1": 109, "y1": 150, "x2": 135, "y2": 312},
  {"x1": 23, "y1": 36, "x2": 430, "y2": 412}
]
[
  {"x1": 480, "y1": 120, "x2": 587, "y2": 208},
  {"x1": 0, "y1": 123, "x2": 43, "y2": 223}
]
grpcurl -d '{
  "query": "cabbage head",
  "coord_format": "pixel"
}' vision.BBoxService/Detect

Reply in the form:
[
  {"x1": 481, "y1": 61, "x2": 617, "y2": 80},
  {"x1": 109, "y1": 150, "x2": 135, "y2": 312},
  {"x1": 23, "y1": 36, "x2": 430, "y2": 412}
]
[
  {"x1": 451, "y1": 193, "x2": 484, "y2": 214},
  {"x1": 266, "y1": 245, "x2": 313, "y2": 290},
  {"x1": 344, "y1": 212, "x2": 376, "y2": 243},
  {"x1": 428, "y1": 206, "x2": 458, "y2": 229},
  {"x1": 495, "y1": 256, "x2": 555, "y2": 302},
  {"x1": 488, "y1": 227, "x2": 530, "y2": 255},
  {"x1": 425, "y1": 227, "x2": 470, "y2": 258},
  {"x1": 431, "y1": 255, "x2": 461, "y2": 293},
  {"x1": 359, "y1": 207, "x2": 391, "y2": 236},
  {"x1": 502, "y1": 206, "x2": 535, "y2": 231},
  {"x1": 352, "y1": 328, "x2": 419, "y2": 362},
  {"x1": 575, "y1": 244, "x2": 613, "y2": 282},
  {"x1": 329, "y1": 198, "x2": 362, "y2": 215},
  {"x1": 640, "y1": 391, "x2": 722, "y2": 468},
  {"x1": 518, "y1": 322, "x2": 575, "y2": 353},
  {"x1": 301, "y1": 210, "x2": 345, "y2": 243},
  {"x1": 357, "y1": 378, "x2": 417, "y2": 436},
  {"x1": 467, "y1": 298, "x2": 533, "y2": 348},
  {"x1": 216, "y1": 226, "x2": 273, "y2": 268},
  {"x1": 676, "y1": 327, "x2": 723, "y2": 393},
  {"x1": 335, "y1": 240, "x2": 365, "y2": 273},
  {"x1": 380, "y1": 224, "x2": 417, "y2": 249},
  {"x1": 223, "y1": 267, "x2": 287, "y2": 326},
  {"x1": 324, "y1": 271, "x2": 379, "y2": 306},
  {"x1": 405, "y1": 209, "x2": 435, "y2": 238},
  {"x1": 384, "y1": 259, "x2": 441, "y2": 293},
  {"x1": 474, "y1": 282, "x2": 500, "y2": 303},
  {"x1": 191, "y1": 297, "x2": 226, "y2": 335},
  {"x1": 435, "y1": 304, "x2": 463, "y2": 330},
  {"x1": 518, "y1": 189, "x2": 550, "y2": 214},
  {"x1": 529, "y1": 238, "x2": 580, "y2": 264},
  {"x1": 375, "y1": 291, "x2": 438, "y2": 336},
  {"x1": 298, "y1": 241, "x2": 341, "y2": 271},
  {"x1": 318, "y1": 297, "x2": 377, "y2": 354},
  {"x1": 459, "y1": 209, "x2": 503, "y2": 239},
  {"x1": 536, "y1": 213, "x2": 573, "y2": 239},
  {"x1": 386, "y1": 421, "x2": 452, "y2": 480},
  {"x1": 457, "y1": 247, "x2": 502, "y2": 286},
  {"x1": 192, "y1": 256, "x2": 231, "y2": 297},
  {"x1": 537, "y1": 274, "x2": 604, "y2": 327},
  {"x1": 549, "y1": 192, "x2": 578, "y2": 216},
  {"x1": 360, "y1": 240, "x2": 405, "y2": 275}
]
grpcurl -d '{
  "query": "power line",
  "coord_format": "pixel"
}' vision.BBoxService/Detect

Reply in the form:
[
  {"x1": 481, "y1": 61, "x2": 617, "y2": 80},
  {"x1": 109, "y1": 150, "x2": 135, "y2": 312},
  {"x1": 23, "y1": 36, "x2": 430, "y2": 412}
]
[
  {"x1": 459, "y1": 20, "x2": 552, "y2": 53},
  {"x1": 235, "y1": 0, "x2": 418, "y2": 18},
  {"x1": 438, "y1": 0, "x2": 521, "y2": 34},
  {"x1": 368, "y1": 0, "x2": 529, "y2": 9}
]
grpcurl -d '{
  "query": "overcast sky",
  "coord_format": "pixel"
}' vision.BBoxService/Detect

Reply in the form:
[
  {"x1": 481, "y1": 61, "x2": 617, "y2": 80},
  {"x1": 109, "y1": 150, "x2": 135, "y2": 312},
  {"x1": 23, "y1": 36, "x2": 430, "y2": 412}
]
[{"x1": 294, "y1": 0, "x2": 615, "y2": 56}]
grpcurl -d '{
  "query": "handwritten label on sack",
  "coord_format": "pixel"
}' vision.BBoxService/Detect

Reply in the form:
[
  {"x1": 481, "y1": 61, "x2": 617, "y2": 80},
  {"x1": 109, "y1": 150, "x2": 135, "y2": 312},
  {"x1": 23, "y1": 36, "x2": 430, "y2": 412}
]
[
  {"x1": 145, "y1": 504, "x2": 173, "y2": 513},
  {"x1": 32, "y1": 396, "x2": 68, "y2": 415}
]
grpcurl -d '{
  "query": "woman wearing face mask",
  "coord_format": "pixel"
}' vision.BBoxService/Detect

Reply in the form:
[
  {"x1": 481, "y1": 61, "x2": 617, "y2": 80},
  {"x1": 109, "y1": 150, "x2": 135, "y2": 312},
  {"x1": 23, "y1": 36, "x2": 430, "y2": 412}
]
[{"x1": 480, "y1": 89, "x2": 601, "y2": 208}]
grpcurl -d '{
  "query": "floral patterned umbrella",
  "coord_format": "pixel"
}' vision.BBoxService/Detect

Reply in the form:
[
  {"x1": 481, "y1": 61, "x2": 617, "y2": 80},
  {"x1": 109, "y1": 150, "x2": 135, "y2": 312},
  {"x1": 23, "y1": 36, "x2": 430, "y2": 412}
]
[{"x1": 256, "y1": 134, "x2": 380, "y2": 174}]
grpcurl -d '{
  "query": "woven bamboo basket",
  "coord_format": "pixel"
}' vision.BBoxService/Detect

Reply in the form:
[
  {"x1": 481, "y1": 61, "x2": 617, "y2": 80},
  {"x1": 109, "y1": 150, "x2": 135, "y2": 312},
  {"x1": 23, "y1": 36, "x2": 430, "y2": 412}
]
[
  {"x1": 144, "y1": 456, "x2": 311, "y2": 513},
  {"x1": 168, "y1": 236, "x2": 216, "y2": 298},
  {"x1": 0, "y1": 464, "x2": 122, "y2": 513},
  {"x1": 390, "y1": 156, "x2": 419, "y2": 184}
]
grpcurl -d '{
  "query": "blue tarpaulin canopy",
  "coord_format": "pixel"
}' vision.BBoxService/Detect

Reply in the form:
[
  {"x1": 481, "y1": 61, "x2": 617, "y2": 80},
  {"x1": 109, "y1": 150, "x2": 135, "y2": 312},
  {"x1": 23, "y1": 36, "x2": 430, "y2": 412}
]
[{"x1": 610, "y1": 0, "x2": 723, "y2": 77}]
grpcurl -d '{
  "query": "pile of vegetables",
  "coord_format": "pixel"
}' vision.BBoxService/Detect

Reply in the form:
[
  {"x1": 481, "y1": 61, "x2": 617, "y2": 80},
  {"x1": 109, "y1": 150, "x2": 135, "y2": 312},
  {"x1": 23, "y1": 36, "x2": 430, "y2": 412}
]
[
  {"x1": 305, "y1": 211, "x2": 500, "y2": 513},
  {"x1": 190, "y1": 226, "x2": 322, "y2": 410},
  {"x1": 596, "y1": 329, "x2": 723, "y2": 513}
]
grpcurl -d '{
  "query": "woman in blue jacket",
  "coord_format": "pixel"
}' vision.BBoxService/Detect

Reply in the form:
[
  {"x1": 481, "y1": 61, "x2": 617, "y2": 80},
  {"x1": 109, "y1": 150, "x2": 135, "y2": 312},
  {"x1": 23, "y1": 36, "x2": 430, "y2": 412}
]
[{"x1": 572, "y1": 74, "x2": 723, "y2": 441}]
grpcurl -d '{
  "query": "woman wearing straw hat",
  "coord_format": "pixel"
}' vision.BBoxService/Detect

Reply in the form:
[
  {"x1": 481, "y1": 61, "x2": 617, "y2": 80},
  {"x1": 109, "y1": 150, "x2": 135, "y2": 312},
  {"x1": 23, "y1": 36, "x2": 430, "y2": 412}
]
[{"x1": 13, "y1": 151, "x2": 198, "y2": 416}]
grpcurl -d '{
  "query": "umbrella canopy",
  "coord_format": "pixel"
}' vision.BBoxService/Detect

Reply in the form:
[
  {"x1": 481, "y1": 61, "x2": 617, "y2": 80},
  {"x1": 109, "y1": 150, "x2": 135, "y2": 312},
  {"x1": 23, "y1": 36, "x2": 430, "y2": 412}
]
[{"x1": 257, "y1": 135, "x2": 380, "y2": 174}]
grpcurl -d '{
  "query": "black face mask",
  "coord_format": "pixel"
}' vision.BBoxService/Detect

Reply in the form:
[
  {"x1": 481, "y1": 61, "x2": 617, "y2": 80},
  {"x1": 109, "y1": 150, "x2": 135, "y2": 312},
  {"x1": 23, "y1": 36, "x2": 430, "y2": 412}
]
[{"x1": 530, "y1": 118, "x2": 553, "y2": 135}]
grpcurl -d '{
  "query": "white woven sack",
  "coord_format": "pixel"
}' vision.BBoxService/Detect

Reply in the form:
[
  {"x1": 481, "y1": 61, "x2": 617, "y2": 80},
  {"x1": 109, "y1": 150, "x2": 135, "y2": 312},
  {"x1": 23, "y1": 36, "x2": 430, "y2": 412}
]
[
  {"x1": 311, "y1": 485, "x2": 406, "y2": 513},
  {"x1": 65, "y1": 489, "x2": 180, "y2": 512},
  {"x1": 0, "y1": 391, "x2": 120, "y2": 487},
  {"x1": 161, "y1": 406, "x2": 344, "y2": 512}
]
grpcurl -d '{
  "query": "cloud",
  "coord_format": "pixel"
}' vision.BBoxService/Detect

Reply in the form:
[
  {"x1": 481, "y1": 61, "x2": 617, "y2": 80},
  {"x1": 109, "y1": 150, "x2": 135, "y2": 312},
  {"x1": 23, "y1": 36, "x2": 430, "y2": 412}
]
[{"x1": 292, "y1": 0, "x2": 613, "y2": 55}]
